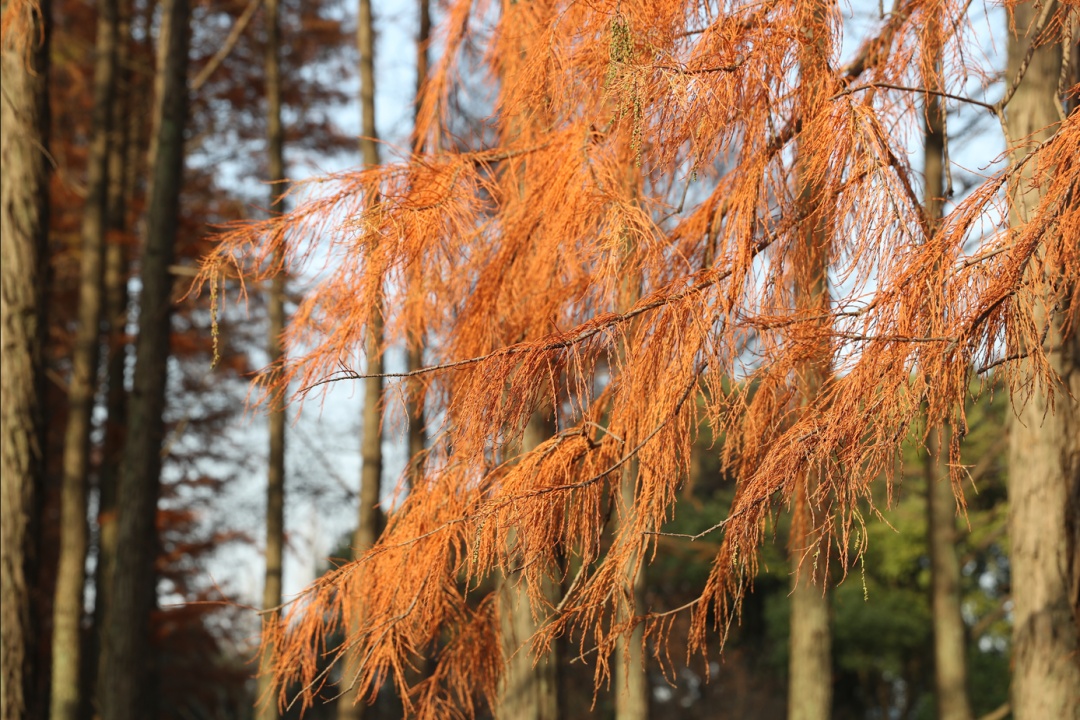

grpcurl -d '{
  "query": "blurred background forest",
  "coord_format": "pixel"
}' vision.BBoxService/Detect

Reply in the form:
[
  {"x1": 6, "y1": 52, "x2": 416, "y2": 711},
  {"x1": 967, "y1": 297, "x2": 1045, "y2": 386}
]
[{"x1": 0, "y1": 0, "x2": 1071, "y2": 719}]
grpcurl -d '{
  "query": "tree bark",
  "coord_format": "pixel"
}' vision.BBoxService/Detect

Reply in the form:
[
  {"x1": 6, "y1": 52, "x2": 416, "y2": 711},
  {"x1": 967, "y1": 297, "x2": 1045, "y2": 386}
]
[
  {"x1": 51, "y1": 3, "x2": 119, "y2": 717},
  {"x1": 91, "y1": 1, "x2": 137, "y2": 711},
  {"x1": 256, "y1": 0, "x2": 287, "y2": 716},
  {"x1": 787, "y1": 5, "x2": 832, "y2": 719},
  {"x1": 614, "y1": 467, "x2": 648, "y2": 720},
  {"x1": 614, "y1": 187, "x2": 647, "y2": 720},
  {"x1": 922, "y1": 43, "x2": 974, "y2": 720},
  {"x1": 1, "y1": 3, "x2": 51, "y2": 718},
  {"x1": 926, "y1": 429, "x2": 973, "y2": 720},
  {"x1": 337, "y1": 2, "x2": 382, "y2": 716},
  {"x1": 98, "y1": 2, "x2": 190, "y2": 718},
  {"x1": 494, "y1": 410, "x2": 560, "y2": 720},
  {"x1": 405, "y1": 0, "x2": 430, "y2": 487},
  {"x1": 1004, "y1": 3, "x2": 1080, "y2": 718}
]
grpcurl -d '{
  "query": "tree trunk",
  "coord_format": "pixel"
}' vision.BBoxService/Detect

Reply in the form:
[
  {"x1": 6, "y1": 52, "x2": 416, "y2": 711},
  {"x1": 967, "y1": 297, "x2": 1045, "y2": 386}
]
[
  {"x1": 787, "y1": 5, "x2": 833, "y2": 719},
  {"x1": 494, "y1": 410, "x2": 560, "y2": 720},
  {"x1": 256, "y1": 0, "x2": 287, "y2": 716},
  {"x1": 405, "y1": 0, "x2": 430, "y2": 487},
  {"x1": 51, "y1": 2, "x2": 118, "y2": 717},
  {"x1": 922, "y1": 43, "x2": 974, "y2": 720},
  {"x1": 337, "y1": 2, "x2": 382, "y2": 716},
  {"x1": 91, "y1": 1, "x2": 137, "y2": 711},
  {"x1": 1, "y1": 3, "x2": 51, "y2": 718},
  {"x1": 614, "y1": 468, "x2": 648, "y2": 720},
  {"x1": 98, "y1": 2, "x2": 190, "y2": 718},
  {"x1": 1005, "y1": 3, "x2": 1080, "y2": 718},
  {"x1": 926, "y1": 429, "x2": 973, "y2": 720},
  {"x1": 614, "y1": 192, "x2": 647, "y2": 720}
]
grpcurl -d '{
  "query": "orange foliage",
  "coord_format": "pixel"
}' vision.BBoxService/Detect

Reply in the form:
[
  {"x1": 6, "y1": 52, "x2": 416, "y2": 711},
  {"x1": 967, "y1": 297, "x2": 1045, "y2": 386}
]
[{"x1": 197, "y1": 0, "x2": 1079, "y2": 715}]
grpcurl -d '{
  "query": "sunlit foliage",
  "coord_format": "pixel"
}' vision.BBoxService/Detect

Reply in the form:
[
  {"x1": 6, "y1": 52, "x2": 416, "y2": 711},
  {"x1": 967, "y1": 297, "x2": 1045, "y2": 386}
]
[{"x1": 197, "y1": 0, "x2": 1078, "y2": 715}]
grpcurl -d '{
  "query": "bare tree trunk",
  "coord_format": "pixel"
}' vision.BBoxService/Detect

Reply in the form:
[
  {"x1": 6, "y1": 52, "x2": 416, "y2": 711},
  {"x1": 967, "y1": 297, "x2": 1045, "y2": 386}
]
[
  {"x1": 405, "y1": 0, "x2": 430, "y2": 487},
  {"x1": 51, "y1": 3, "x2": 118, "y2": 717},
  {"x1": 787, "y1": 5, "x2": 832, "y2": 718},
  {"x1": 922, "y1": 42, "x2": 974, "y2": 719},
  {"x1": 98, "y1": 2, "x2": 190, "y2": 718},
  {"x1": 1004, "y1": 3, "x2": 1080, "y2": 718},
  {"x1": 614, "y1": 469, "x2": 648, "y2": 720},
  {"x1": 926, "y1": 430, "x2": 973, "y2": 720},
  {"x1": 90, "y1": 2, "x2": 137, "y2": 712},
  {"x1": 256, "y1": 0, "x2": 287, "y2": 716},
  {"x1": 337, "y1": 2, "x2": 382, "y2": 716},
  {"x1": 1, "y1": 3, "x2": 51, "y2": 718},
  {"x1": 614, "y1": 190, "x2": 647, "y2": 720},
  {"x1": 494, "y1": 410, "x2": 560, "y2": 720}
]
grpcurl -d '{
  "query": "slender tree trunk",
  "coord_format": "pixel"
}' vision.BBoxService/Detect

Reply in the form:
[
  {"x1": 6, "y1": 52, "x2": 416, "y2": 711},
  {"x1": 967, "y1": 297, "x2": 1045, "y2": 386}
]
[
  {"x1": 1004, "y1": 3, "x2": 1080, "y2": 718},
  {"x1": 99, "y1": 2, "x2": 190, "y2": 718},
  {"x1": 494, "y1": 410, "x2": 560, "y2": 720},
  {"x1": 405, "y1": 0, "x2": 430, "y2": 486},
  {"x1": 614, "y1": 468, "x2": 648, "y2": 720},
  {"x1": 926, "y1": 430, "x2": 973, "y2": 720},
  {"x1": 337, "y1": 2, "x2": 382, "y2": 716},
  {"x1": 788, "y1": 4, "x2": 832, "y2": 718},
  {"x1": 614, "y1": 191, "x2": 647, "y2": 720},
  {"x1": 256, "y1": 0, "x2": 287, "y2": 717},
  {"x1": 90, "y1": 2, "x2": 136, "y2": 713},
  {"x1": 51, "y1": 3, "x2": 119, "y2": 717},
  {"x1": 1, "y1": 3, "x2": 51, "y2": 718},
  {"x1": 922, "y1": 44, "x2": 974, "y2": 720}
]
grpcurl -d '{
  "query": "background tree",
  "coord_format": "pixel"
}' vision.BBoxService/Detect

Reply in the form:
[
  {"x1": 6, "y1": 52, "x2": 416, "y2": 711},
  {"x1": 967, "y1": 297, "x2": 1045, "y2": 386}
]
[
  {"x1": 257, "y1": 0, "x2": 289, "y2": 717},
  {"x1": 336, "y1": 1, "x2": 385, "y2": 717},
  {"x1": 99, "y1": 1, "x2": 191, "y2": 717},
  {"x1": 50, "y1": 1, "x2": 118, "y2": 716}
]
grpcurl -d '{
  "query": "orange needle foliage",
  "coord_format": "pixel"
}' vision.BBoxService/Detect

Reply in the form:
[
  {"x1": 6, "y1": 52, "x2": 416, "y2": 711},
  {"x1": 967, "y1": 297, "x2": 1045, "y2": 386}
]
[{"x1": 196, "y1": 0, "x2": 1079, "y2": 715}]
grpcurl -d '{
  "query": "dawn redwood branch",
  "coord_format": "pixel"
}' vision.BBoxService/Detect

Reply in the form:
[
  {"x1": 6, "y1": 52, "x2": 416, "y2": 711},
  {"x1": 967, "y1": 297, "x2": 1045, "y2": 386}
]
[{"x1": 833, "y1": 82, "x2": 996, "y2": 113}]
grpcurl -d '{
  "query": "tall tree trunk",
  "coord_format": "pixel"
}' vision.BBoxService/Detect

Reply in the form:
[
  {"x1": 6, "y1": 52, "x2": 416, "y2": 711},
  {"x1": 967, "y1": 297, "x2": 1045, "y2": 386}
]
[
  {"x1": 1, "y1": 3, "x2": 51, "y2": 718},
  {"x1": 1004, "y1": 3, "x2": 1080, "y2": 718},
  {"x1": 788, "y1": 4, "x2": 832, "y2": 718},
  {"x1": 922, "y1": 37, "x2": 974, "y2": 720},
  {"x1": 926, "y1": 427, "x2": 973, "y2": 720},
  {"x1": 337, "y1": 1, "x2": 382, "y2": 716},
  {"x1": 51, "y1": 3, "x2": 118, "y2": 717},
  {"x1": 90, "y1": 2, "x2": 137, "y2": 713},
  {"x1": 614, "y1": 468, "x2": 648, "y2": 720},
  {"x1": 614, "y1": 184, "x2": 647, "y2": 720},
  {"x1": 98, "y1": 1, "x2": 190, "y2": 718},
  {"x1": 256, "y1": 0, "x2": 287, "y2": 717},
  {"x1": 405, "y1": 0, "x2": 430, "y2": 487},
  {"x1": 494, "y1": 410, "x2": 560, "y2": 720}
]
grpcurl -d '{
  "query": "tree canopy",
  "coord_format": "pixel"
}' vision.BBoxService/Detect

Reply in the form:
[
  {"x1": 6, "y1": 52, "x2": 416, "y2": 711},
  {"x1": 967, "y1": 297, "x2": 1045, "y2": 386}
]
[{"x1": 195, "y1": 0, "x2": 1078, "y2": 715}]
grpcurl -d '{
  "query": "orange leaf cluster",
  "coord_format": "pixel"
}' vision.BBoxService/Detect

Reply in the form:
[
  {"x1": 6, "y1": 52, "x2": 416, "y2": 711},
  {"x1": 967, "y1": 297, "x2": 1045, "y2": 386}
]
[{"x1": 196, "y1": 0, "x2": 1079, "y2": 714}]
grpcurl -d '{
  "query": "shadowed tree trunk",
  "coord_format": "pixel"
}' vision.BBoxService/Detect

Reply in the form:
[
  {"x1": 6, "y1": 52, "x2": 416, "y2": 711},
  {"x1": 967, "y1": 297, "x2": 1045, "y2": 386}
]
[
  {"x1": 1, "y1": 3, "x2": 51, "y2": 718},
  {"x1": 51, "y1": 3, "x2": 118, "y2": 717},
  {"x1": 1004, "y1": 3, "x2": 1080, "y2": 718},
  {"x1": 337, "y1": 1, "x2": 382, "y2": 716},
  {"x1": 91, "y1": 1, "x2": 138, "y2": 712},
  {"x1": 256, "y1": 0, "x2": 287, "y2": 717},
  {"x1": 788, "y1": 4, "x2": 832, "y2": 719},
  {"x1": 98, "y1": 1, "x2": 190, "y2": 718},
  {"x1": 922, "y1": 27, "x2": 974, "y2": 719}
]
